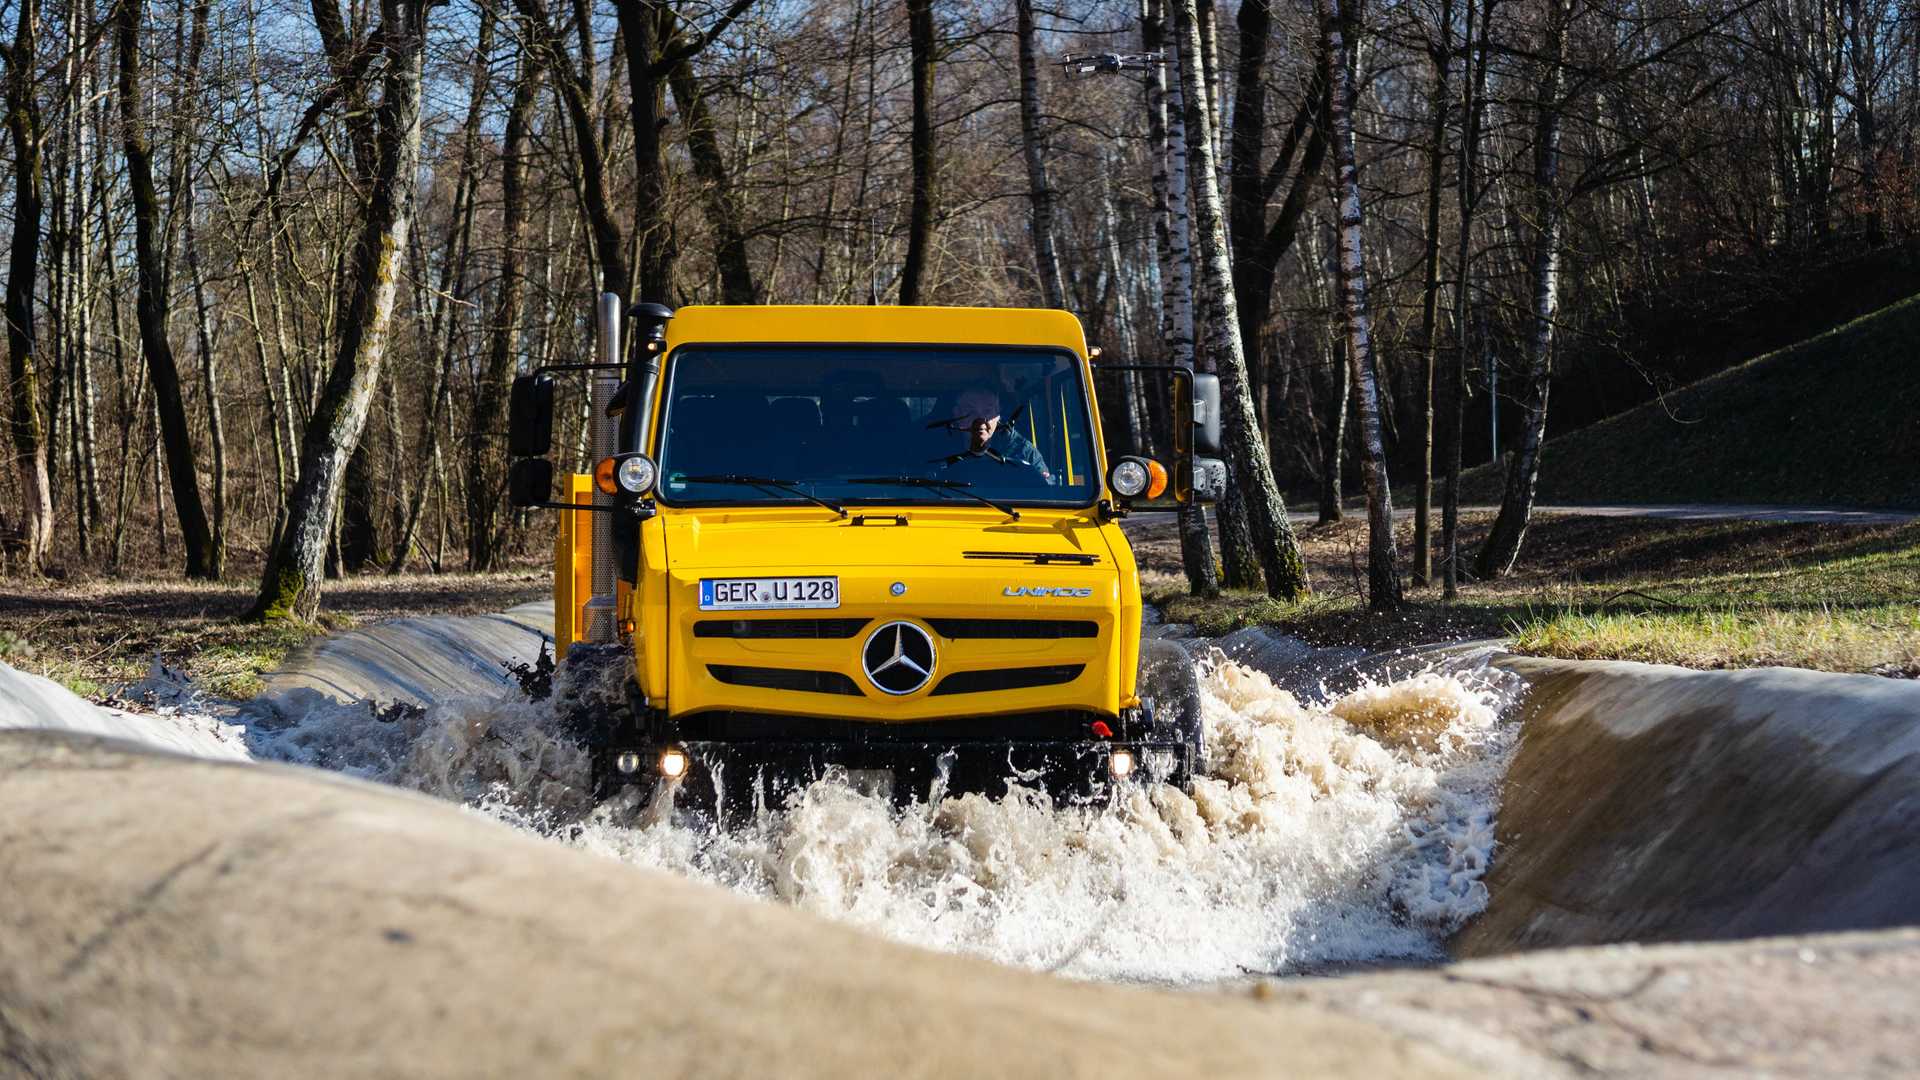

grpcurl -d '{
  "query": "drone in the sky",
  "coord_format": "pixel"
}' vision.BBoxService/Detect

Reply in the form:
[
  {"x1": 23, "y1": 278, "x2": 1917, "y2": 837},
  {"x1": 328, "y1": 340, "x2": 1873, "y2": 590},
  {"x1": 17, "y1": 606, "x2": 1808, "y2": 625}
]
[{"x1": 1058, "y1": 52, "x2": 1167, "y2": 77}]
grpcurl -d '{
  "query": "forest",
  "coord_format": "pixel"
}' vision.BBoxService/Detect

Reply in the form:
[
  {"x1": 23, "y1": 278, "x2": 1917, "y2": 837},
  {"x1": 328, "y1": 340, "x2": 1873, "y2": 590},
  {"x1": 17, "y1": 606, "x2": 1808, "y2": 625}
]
[{"x1": 0, "y1": 0, "x2": 1911, "y2": 617}]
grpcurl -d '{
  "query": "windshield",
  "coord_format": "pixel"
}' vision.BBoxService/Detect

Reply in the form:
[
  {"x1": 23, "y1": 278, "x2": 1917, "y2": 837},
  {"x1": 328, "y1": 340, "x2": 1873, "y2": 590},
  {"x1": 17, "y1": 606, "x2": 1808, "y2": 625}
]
[{"x1": 654, "y1": 345, "x2": 1099, "y2": 509}]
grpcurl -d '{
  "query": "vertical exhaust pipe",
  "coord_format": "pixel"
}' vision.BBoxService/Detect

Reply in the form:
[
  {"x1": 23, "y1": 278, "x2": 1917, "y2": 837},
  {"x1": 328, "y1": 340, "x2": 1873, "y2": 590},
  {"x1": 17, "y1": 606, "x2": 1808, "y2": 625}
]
[{"x1": 582, "y1": 292, "x2": 622, "y2": 644}]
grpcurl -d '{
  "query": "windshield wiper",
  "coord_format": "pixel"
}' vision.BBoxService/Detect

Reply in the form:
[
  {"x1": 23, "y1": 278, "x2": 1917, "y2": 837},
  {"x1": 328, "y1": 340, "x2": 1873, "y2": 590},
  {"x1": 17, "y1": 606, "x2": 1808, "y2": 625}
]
[
  {"x1": 677, "y1": 474, "x2": 845, "y2": 517},
  {"x1": 845, "y1": 476, "x2": 1020, "y2": 521}
]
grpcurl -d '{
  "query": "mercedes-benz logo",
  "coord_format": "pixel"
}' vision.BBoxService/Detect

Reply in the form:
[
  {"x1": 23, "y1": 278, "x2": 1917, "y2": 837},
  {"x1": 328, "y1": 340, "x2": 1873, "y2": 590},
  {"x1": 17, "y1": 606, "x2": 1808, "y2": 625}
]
[{"x1": 861, "y1": 621, "x2": 936, "y2": 695}]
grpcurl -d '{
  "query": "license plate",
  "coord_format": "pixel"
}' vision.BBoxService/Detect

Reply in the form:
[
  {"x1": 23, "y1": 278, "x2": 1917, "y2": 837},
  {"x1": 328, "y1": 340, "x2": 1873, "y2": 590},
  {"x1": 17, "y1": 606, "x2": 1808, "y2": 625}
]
[{"x1": 699, "y1": 576, "x2": 840, "y2": 610}]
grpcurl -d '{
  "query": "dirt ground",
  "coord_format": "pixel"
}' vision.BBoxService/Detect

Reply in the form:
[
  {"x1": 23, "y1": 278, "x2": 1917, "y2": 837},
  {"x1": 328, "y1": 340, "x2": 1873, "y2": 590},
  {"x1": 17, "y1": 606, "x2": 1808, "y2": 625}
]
[{"x1": 0, "y1": 568, "x2": 549, "y2": 699}]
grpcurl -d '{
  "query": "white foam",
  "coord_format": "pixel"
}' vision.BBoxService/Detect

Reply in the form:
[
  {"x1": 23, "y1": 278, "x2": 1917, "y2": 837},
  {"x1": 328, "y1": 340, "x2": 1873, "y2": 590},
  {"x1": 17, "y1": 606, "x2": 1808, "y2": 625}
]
[
  {"x1": 6, "y1": 641, "x2": 1521, "y2": 985},
  {"x1": 355, "y1": 651, "x2": 1521, "y2": 983},
  {"x1": 0, "y1": 660, "x2": 250, "y2": 761}
]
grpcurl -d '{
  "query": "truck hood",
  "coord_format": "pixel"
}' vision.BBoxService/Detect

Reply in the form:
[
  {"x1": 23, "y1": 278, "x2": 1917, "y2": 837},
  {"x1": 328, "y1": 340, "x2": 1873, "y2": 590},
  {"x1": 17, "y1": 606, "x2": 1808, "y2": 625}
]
[{"x1": 661, "y1": 510, "x2": 1116, "y2": 572}]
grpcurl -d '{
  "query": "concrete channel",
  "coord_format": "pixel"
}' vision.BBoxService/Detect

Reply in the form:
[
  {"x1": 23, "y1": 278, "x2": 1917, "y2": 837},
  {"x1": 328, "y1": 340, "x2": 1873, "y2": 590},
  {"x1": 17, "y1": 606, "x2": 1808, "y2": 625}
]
[{"x1": 2, "y1": 607, "x2": 1917, "y2": 1075}]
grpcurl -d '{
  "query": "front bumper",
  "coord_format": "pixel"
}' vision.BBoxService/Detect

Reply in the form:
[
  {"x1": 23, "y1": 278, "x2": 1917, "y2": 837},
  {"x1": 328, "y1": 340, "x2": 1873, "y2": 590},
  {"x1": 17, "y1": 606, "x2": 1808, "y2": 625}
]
[{"x1": 598, "y1": 735, "x2": 1194, "y2": 812}]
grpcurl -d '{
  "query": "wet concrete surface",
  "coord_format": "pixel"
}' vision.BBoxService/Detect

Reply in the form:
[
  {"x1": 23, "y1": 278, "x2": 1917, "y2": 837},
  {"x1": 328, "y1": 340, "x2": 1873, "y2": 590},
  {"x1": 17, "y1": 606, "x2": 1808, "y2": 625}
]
[
  {"x1": 1460, "y1": 656, "x2": 1920, "y2": 956},
  {"x1": 251, "y1": 600, "x2": 551, "y2": 718},
  {"x1": 1277, "y1": 927, "x2": 1920, "y2": 1077},
  {"x1": 0, "y1": 729, "x2": 1474, "y2": 1080},
  {"x1": 6, "y1": 596, "x2": 1920, "y2": 1076}
]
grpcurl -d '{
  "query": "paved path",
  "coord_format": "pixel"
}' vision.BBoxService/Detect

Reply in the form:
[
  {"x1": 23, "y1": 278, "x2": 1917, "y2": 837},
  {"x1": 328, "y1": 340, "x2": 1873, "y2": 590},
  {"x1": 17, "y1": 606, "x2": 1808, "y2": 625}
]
[{"x1": 1126, "y1": 502, "x2": 1918, "y2": 529}]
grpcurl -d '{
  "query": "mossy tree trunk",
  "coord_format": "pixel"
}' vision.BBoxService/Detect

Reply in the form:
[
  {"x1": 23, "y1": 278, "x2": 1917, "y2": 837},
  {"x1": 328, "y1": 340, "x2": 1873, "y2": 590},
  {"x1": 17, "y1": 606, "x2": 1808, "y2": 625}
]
[{"x1": 251, "y1": 0, "x2": 429, "y2": 622}]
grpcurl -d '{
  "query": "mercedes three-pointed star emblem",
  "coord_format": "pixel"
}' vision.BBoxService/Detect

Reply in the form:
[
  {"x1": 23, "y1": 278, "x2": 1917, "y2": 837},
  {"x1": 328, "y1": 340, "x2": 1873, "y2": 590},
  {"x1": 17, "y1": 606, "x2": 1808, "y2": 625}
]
[{"x1": 862, "y1": 621, "x2": 936, "y2": 695}]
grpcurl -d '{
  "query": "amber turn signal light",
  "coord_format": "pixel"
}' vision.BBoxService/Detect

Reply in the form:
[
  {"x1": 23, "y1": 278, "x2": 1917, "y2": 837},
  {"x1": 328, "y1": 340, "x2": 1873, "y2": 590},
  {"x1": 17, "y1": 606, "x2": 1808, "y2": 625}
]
[{"x1": 1144, "y1": 459, "x2": 1168, "y2": 500}]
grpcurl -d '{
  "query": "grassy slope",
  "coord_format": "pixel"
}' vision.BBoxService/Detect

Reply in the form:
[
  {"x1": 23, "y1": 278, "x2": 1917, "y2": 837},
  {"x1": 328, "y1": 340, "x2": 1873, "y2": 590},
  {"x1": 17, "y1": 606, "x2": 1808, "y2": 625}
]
[
  {"x1": 1461, "y1": 293, "x2": 1920, "y2": 509},
  {"x1": 1137, "y1": 513, "x2": 1918, "y2": 677}
]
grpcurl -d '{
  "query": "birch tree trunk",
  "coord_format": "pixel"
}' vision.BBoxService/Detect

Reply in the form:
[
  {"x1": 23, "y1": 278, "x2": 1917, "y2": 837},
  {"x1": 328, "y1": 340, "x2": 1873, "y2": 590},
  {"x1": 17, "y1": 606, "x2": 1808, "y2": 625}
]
[
  {"x1": 1319, "y1": 0, "x2": 1401, "y2": 610},
  {"x1": 1174, "y1": 0, "x2": 1309, "y2": 601},
  {"x1": 1412, "y1": 0, "x2": 1451, "y2": 588},
  {"x1": 900, "y1": 0, "x2": 937, "y2": 304},
  {"x1": 1443, "y1": 0, "x2": 1493, "y2": 599},
  {"x1": 3, "y1": 0, "x2": 55, "y2": 571},
  {"x1": 1144, "y1": 0, "x2": 1219, "y2": 597},
  {"x1": 251, "y1": 0, "x2": 429, "y2": 621},
  {"x1": 1014, "y1": 0, "x2": 1064, "y2": 308},
  {"x1": 65, "y1": 7, "x2": 101, "y2": 556},
  {"x1": 1475, "y1": 0, "x2": 1569, "y2": 580}
]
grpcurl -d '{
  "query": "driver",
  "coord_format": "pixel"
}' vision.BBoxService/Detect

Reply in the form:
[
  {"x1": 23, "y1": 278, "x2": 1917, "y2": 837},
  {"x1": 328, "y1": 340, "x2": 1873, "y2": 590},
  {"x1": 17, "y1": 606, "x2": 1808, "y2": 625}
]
[{"x1": 940, "y1": 383, "x2": 1053, "y2": 483}]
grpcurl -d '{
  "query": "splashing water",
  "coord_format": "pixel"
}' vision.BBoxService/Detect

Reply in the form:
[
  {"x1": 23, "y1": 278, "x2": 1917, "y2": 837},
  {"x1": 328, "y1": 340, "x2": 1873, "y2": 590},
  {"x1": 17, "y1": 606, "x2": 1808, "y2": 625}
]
[{"x1": 239, "y1": 649, "x2": 1519, "y2": 984}]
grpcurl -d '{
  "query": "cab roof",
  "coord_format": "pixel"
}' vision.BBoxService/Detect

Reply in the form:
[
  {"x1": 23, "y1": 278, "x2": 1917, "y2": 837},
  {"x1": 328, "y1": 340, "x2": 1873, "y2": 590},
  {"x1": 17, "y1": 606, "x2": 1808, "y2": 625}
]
[{"x1": 662, "y1": 305, "x2": 1090, "y2": 358}]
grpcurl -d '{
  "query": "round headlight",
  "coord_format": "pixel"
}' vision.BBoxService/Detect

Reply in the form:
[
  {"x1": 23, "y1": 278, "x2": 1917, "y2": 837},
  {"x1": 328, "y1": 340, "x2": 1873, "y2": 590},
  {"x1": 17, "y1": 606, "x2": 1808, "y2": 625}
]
[
  {"x1": 1109, "y1": 458, "x2": 1150, "y2": 498},
  {"x1": 616, "y1": 455, "x2": 656, "y2": 494}
]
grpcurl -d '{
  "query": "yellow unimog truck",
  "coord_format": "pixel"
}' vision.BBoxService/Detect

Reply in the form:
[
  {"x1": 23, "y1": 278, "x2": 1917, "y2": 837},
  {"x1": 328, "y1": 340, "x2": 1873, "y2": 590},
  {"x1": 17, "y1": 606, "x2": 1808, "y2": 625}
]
[{"x1": 506, "y1": 299, "x2": 1224, "y2": 811}]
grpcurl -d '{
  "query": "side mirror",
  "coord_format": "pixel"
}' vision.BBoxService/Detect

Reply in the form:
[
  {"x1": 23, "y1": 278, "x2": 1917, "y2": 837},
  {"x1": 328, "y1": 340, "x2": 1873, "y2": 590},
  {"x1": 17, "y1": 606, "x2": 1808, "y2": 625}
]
[
  {"x1": 509, "y1": 374, "x2": 555, "y2": 458},
  {"x1": 1177, "y1": 373, "x2": 1223, "y2": 457},
  {"x1": 508, "y1": 457, "x2": 554, "y2": 508},
  {"x1": 1190, "y1": 456, "x2": 1227, "y2": 504}
]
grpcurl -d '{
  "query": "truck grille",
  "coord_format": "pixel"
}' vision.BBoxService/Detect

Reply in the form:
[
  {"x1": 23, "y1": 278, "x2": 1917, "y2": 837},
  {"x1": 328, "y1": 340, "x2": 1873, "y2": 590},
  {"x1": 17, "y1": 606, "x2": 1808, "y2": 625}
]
[
  {"x1": 930, "y1": 665, "x2": 1085, "y2": 696},
  {"x1": 708, "y1": 664, "x2": 862, "y2": 696},
  {"x1": 694, "y1": 618, "x2": 870, "y2": 639},
  {"x1": 926, "y1": 618, "x2": 1097, "y2": 640}
]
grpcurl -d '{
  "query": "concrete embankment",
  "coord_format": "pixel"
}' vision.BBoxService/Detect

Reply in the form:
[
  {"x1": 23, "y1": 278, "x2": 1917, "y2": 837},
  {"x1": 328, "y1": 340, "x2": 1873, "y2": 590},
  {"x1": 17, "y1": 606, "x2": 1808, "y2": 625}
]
[
  {"x1": 249, "y1": 599, "x2": 551, "y2": 718},
  {"x1": 1202, "y1": 626, "x2": 1920, "y2": 958},
  {"x1": 0, "y1": 727, "x2": 1472, "y2": 1080},
  {"x1": 8, "y1": 614, "x2": 1920, "y2": 1075},
  {"x1": 1458, "y1": 656, "x2": 1920, "y2": 957}
]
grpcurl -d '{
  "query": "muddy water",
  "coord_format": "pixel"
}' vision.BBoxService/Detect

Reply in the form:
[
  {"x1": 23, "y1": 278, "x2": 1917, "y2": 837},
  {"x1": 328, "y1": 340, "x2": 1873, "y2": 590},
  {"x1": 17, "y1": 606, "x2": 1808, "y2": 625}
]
[{"x1": 233, "y1": 649, "x2": 1522, "y2": 984}]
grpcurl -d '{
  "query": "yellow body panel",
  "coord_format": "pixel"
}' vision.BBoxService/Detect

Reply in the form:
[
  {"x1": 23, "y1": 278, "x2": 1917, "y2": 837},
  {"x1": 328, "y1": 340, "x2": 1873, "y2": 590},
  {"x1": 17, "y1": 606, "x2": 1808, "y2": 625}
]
[
  {"x1": 571, "y1": 305, "x2": 1143, "y2": 723},
  {"x1": 552, "y1": 474, "x2": 593, "y2": 661}
]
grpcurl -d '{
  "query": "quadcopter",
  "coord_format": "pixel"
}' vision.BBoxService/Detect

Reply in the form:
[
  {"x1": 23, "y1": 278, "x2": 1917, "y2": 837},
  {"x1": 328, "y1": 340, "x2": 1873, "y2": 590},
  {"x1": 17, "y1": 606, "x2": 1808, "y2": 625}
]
[{"x1": 1058, "y1": 52, "x2": 1167, "y2": 77}]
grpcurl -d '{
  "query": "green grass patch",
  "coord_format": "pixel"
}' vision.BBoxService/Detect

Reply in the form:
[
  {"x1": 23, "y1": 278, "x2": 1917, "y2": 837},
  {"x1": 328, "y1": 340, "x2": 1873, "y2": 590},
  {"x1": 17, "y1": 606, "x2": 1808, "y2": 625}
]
[
  {"x1": 1509, "y1": 605, "x2": 1919, "y2": 675},
  {"x1": 1141, "y1": 517, "x2": 1920, "y2": 676},
  {"x1": 1458, "y1": 292, "x2": 1920, "y2": 509}
]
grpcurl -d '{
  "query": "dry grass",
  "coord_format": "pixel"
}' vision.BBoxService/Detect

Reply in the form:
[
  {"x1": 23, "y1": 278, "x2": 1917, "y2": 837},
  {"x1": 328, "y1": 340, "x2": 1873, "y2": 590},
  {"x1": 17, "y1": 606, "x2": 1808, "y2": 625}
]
[
  {"x1": 0, "y1": 567, "x2": 548, "y2": 699},
  {"x1": 1134, "y1": 511, "x2": 1920, "y2": 677}
]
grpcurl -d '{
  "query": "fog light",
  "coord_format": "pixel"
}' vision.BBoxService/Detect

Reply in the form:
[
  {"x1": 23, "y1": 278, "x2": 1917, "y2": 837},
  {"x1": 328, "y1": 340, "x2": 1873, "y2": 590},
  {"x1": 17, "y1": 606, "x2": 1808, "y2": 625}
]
[
  {"x1": 660, "y1": 748, "x2": 689, "y2": 779},
  {"x1": 1108, "y1": 749, "x2": 1136, "y2": 780},
  {"x1": 614, "y1": 750, "x2": 642, "y2": 775}
]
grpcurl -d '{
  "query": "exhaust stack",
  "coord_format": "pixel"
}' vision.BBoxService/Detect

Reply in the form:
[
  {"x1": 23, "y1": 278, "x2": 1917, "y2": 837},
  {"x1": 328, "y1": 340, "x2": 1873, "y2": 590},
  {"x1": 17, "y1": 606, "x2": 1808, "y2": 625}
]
[{"x1": 582, "y1": 292, "x2": 623, "y2": 644}]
